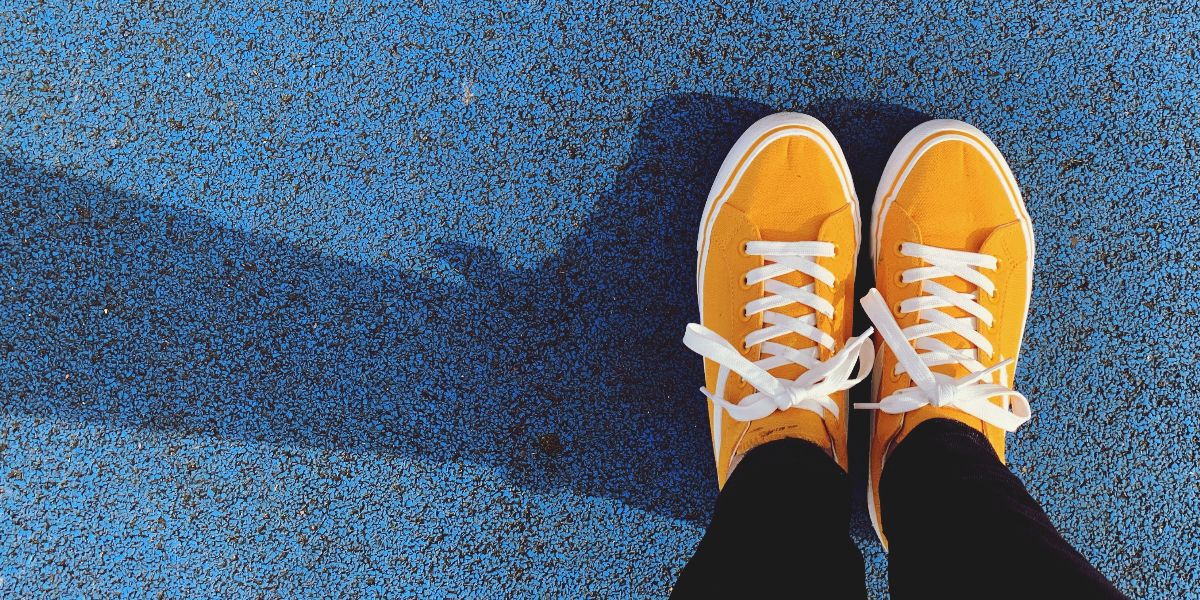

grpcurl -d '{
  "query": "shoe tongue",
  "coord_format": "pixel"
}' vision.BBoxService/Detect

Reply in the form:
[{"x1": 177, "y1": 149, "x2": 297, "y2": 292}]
[
  {"x1": 761, "y1": 263, "x2": 819, "y2": 381},
  {"x1": 753, "y1": 205, "x2": 856, "y2": 381},
  {"x1": 753, "y1": 260, "x2": 830, "y2": 381},
  {"x1": 916, "y1": 229, "x2": 1001, "y2": 380},
  {"x1": 926, "y1": 275, "x2": 976, "y2": 379},
  {"x1": 737, "y1": 409, "x2": 833, "y2": 457}
]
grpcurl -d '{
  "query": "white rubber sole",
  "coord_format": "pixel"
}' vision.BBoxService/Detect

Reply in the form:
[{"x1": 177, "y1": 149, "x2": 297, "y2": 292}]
[
  {"x1": 694, "y1": 112, "x2": 859, "y2": 470},
  {"x1": 865, "y1": 119, "x2": 1037, "y2": 551}
]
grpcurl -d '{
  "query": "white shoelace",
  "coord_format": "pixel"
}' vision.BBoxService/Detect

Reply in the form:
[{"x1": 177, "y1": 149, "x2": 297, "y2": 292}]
[
  {"x1": 855, "y1": 242, "x2": 1031, "y2": 432},
  {"x1": 685, "y1": 241, "x2": 874, "y2": 422}
]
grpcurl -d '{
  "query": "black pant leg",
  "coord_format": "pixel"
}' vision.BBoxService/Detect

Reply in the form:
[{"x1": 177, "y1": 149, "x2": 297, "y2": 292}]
[
  {"x1": 672, "y1": 438, "x2": 866, "y2": 599},
  {"x1": 881, "y1": 418, "x2": 1129, "y2": 599}
]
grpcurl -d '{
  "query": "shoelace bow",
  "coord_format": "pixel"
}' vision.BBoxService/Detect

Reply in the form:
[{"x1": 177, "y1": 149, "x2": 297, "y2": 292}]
[
  {"x1": 855, "y1": 242, "x2": 1031, "y2": 432},
  {"x1": 684, "y1": 241, "x2": 874, "y2": 421}
]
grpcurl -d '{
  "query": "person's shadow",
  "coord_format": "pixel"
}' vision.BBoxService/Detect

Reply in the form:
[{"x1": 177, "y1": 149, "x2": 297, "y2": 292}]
[{"x1": 1, "y1": 93, "x2": 929, "y2": 527}]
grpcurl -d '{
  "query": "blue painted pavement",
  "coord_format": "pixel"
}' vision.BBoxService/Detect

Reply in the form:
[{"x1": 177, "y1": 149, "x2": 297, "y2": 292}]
[{"x1": 1, "y1": 1, "x2": 1197, "y2": 597}]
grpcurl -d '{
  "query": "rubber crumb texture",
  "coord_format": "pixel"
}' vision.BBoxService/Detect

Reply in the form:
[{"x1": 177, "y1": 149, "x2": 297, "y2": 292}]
[{"x1": 1, "y1": 1, "x2": 1198, "y2": 598}]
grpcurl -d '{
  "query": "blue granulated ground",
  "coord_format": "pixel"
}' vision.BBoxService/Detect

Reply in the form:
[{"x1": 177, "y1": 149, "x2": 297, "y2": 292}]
[{"x1": 1, "y1": 1, "x2": 1198, "y2": 598}]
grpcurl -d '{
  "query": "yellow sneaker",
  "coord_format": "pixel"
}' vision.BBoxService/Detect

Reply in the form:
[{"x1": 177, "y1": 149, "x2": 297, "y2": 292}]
[
  {"x1": 859, "y1": 119, "x2": 1036, "y2": 549},
  {"x1": 684, "y1": 113, "x2": 874, "y2": 488}
]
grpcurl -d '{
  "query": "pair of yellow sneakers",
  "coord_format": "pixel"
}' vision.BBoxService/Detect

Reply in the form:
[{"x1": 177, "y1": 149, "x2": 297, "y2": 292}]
[{"x1": 684, "y1": 113, "x2": 1035, "y2": 549}]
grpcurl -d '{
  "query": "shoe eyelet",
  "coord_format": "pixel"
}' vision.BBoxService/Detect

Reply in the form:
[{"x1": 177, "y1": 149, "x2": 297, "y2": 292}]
[
  {"x1": 894, "y1": 273, "x2": 908, "y2": 287},
  {"x1": 740, "y1": 275, "x2": 752, "y2": 290},
  {"x1": 893, "y1": 301, "x2": 904, "y2": 315},
  {"x1": 895, "y1": 243, "x2": 905, "y2": 256},
  {"x1": 831, "y1": 244, "x2": 839, "y2": 257},
  {"x1": 739, "y1": 242, "x2": 750, "y2": 257},
  {"x1": 889, "y1": 366, "x2": 903, "y2": 383},
  {"x1": 741, "y1": 307, "x2": 752, "y2": 322}
]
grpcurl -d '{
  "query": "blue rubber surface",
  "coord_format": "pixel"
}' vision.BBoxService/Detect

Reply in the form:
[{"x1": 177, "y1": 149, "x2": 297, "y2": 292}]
[{"x1": 1, "y1": 1, "x2": 1198, "y2": 597}]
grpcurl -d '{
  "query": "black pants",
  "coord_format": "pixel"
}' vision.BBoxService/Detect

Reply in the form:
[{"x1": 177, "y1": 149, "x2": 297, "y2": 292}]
[{"x1": 672, "y1": 419, "x2": 1128, "y2": 599}]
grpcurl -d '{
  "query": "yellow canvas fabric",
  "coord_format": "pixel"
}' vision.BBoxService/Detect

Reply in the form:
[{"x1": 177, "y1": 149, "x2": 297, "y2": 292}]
[
  {"x1": 699, "y1": 124, "x2": 859, "y2": 488},
  {"x1": 868, "y1": 127, "x2": 1034, "y2": 547}
]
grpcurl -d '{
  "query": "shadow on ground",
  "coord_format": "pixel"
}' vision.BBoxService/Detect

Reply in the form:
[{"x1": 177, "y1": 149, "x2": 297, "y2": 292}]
[{"x1": 1, "y1": 93, "x2": 929, "y2": 524}]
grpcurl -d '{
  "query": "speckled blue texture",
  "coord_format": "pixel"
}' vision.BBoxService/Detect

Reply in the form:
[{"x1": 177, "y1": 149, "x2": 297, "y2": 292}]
[{"x1": 1, "y1": 1, "x2": 1197, "y2": 598}]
